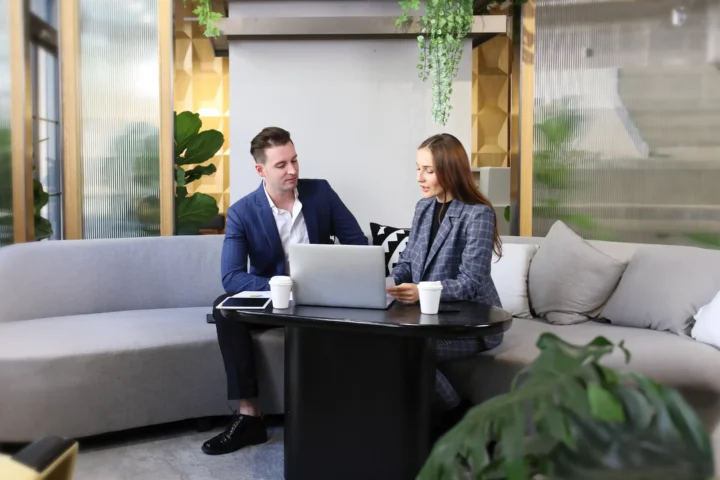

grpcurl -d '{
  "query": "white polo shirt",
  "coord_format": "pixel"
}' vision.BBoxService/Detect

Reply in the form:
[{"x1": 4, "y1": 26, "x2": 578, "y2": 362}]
[{"x1": 263, "y1": 183, "x2": 310, "y2": 274}]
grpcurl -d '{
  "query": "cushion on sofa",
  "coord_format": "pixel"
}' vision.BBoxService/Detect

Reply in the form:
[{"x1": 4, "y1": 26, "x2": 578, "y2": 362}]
[
  {"x1": 370, "y1": 222, "x2": 410, "y2": 276},
  {"x1": 0, "y1": 308, "x2": 285, "y2": 441},
  {"x1": 491, "y1": 243, "x2": 538, "y2": 318},
  {"x1": 443, "y1": 317, "x2": 720, "y2": 424},
  {"x1": 692, "y1": 290, "x2": 720, "y2": 350},
  {"x1": 528, "y1": 221, "x2": 627, "y2": 325},
  {"x1": 602, "y1": 246, "x2": 720, "y2": 335}
]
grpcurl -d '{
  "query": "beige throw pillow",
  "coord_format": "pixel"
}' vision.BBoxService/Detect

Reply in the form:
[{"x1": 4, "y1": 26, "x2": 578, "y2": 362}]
[{"x1": 528, "y1": 221, "x2": 627, "y2": 325}]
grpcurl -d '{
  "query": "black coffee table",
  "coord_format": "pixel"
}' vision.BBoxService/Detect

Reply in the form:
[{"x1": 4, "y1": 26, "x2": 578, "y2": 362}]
[{"x1": 223, "y1": 301, "x2": 512, "y2": 480}]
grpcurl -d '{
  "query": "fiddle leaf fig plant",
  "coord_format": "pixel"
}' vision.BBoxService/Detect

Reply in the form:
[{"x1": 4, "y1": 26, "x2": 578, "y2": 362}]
[
  {"x1": 174, "y1": 111, "x2": 223, "y2": 235},
  {"x1": 418, "y1": 333, "x2": 715, "y2": 480}
]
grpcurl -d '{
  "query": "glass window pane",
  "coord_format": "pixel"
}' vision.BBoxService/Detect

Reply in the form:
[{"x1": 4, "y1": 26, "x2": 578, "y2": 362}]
[
  {"x1": 533, "y1": 0, "x2": 720, "y2": 248},
  {"x1": 30, "y1": 0, "x2": 57, "y2": 27},
  {"x1": 0, "y1": 0, "x2": 13, "y2": 247},
  {"x1": 33, "y1": 45, "x2": 61, "y2": 240},
  {"x1": 78, "y1": 0, "x2": 161, "y2": 238}
]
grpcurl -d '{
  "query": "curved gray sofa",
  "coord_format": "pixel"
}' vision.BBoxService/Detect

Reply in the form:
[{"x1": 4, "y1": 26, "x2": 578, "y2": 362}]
[
  {"x1": 2, "y1": 233, "x2": 719, "y2": 475},
  {"x1": 444, "y1": 235, "x2": 720, "y2": 472},
  {"x1": 0, "y1": 235, "x2": 284, "y2": 443}
]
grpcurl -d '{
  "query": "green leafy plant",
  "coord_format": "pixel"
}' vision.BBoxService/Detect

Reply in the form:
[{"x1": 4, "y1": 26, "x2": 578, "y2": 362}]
[
  {"x1": 397, "y1": 0, "x2": 474, "y2": 126},
  {"x1": 184, "y1": 0, "x2": 223, "y2": 37},
  {"x1": 0, "y1": 129, "x2": 54, "y2": 244},
  {"x1": 397, "y1": 1, "x2": 527, "y2": 126},
  {"x1": 533, "y1": 98, "x2": 602, "y2": 236},
  {"x1": 174, "y1": 111, "x2": 223, "y2": 235},
  {"x1": 32, "y1": 167, "x2": 53, "y2": 241},
  {"x1": 419, "y1": 333, "x2": 715, "y2": 479}
]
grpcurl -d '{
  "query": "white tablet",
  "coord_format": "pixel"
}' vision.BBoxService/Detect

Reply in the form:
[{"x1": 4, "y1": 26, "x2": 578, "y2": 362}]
[{"x1": 217, "y1": 296, "x2": 271, "y2": 310}]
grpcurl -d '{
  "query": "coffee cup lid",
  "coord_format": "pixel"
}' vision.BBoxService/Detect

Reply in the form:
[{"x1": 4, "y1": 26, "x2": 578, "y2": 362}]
[
  {"x1": 418, "y1": 281, "x2": 443, "y2": 291},
  {"x1": 269, "y1": 276, "x2": 293, "y2": 285}
]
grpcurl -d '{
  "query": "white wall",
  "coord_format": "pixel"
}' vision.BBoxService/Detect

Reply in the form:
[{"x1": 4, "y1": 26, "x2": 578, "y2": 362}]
[{"x1": 228, "y1": 0, "x2": 472, "y2": 231}]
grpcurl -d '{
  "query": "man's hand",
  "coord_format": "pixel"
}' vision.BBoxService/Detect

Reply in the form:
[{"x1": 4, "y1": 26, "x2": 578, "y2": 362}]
[{"x1": 386, "y1": 283, "x2": 419, "y2": 304}]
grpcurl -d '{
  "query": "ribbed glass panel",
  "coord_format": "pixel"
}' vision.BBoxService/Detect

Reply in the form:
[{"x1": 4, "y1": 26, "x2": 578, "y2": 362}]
[
  {"x1": 0, "y1": 0, "x2": 13, "y2": 247},
  {"x1": 533, "y1": 0, "x2": 720, "y2": 248},
  {"x1": 78, "y1": 0, "x2": 161, "y2": 238}
]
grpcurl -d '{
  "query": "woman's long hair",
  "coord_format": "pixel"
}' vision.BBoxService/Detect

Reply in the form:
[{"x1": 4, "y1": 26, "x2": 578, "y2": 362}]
[{"x1": 419, "y1": 133, "x2": 502, "y2": 258}]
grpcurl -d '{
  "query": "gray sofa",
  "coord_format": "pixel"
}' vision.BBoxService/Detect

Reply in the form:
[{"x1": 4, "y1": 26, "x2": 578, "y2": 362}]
[
  {"x1": 0, "y1": 235, "x2": 284, "y2": 443},
  {"x1": 1, "y1": 232, "x2": 720, "y2": 474},
  {"x1": 444, "y1": 232, "x2": 720, "y2": 472}
]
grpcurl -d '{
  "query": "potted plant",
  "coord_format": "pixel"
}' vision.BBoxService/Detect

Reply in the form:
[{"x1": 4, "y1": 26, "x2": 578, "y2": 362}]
[
  {"x1": 131, "y1": 112, "x2": 223, "y2": 236},
  {"x1": 419, "y1": 333, "x2": 715, "y2": 479},
  {"x1": 174, "y1": 111, "x2": 223, "y2": 235}
]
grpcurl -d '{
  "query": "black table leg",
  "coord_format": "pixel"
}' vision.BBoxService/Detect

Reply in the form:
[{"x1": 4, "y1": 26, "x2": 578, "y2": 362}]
[{"x1": 284, "y1": 326, "x2": 435, "y2": 480}]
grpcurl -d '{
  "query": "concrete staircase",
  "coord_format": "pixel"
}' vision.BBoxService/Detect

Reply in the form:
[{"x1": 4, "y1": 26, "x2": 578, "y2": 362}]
[
  {"x1": 535, "y1": 66, "x2": 720, "y2": 247},
  {"x1": 618, "y1": 66, "x2": 720, "y2": 153}
]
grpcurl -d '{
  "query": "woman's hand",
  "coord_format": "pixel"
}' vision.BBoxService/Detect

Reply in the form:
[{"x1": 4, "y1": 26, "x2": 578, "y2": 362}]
[{"x1": 386, "y1": 283, "x2": 420, "y2": 304}]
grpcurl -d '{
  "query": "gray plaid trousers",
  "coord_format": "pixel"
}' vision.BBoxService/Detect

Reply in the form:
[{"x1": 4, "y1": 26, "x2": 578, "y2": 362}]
[
  {"x1": 435, "y1": 338, "x2": 480, "y2": 409},
  {"x1": 435, "y1": 333, "x2": 503, "y2": 409}
]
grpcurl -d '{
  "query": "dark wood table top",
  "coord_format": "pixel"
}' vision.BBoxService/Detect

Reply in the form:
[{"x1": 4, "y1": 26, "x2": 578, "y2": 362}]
[{"x1": 221, "y1": 301, "x2": 513, "y2": 339}]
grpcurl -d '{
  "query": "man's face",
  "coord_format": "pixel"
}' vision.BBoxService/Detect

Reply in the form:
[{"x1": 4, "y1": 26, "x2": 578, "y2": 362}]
[{"x1": 255, "y1": 143, "x2": 299, "y2": 193}]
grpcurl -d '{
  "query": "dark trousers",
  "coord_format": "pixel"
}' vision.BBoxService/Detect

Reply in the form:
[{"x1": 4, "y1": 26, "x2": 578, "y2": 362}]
[{"x1": 213, "y1": 293, "x2": 277, "y2": 400}]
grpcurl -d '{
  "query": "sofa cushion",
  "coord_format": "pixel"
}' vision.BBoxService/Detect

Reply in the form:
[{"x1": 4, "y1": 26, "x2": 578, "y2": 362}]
[
  {"x1": 443, "y1": 317, "x2": 720, "y2": 427},
  {"x1": 0, "y1": 308, "x2": 285, "y2": 441},
  {"x1": 528, "y1": 221, "x2": 627, "y2": 325},
  {"x1": 369, "y1": 222, "x2": 410, "y2": 276},
  {"x1": 692, "y1": 290, "x2": 720, "y2": 350},
  {"x1": 601, "y1": 246, "x2": 720, "y2": 335},
  {"x1": 0, "y1": 235, "x2": 225, "y2": 323},
  {"x1": 491, "y1": 243, "x2": 538, "y2": 318}
]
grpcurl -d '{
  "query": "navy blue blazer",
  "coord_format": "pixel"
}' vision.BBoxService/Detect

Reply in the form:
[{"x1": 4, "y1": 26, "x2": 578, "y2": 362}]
[
  {"x1": 391, "y1": 198, "x2": 502, "y2": 307},
  {"x1": 221, "y1": 179, "x2": 368, "y2": 293}
]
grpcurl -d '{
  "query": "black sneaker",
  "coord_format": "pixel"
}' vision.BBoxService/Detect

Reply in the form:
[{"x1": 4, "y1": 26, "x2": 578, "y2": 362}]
[{"x1": 201, "y1": 414, "x2": 268, "y2": 455}]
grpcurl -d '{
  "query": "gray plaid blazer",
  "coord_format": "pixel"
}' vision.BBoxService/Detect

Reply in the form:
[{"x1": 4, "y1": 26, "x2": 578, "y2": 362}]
[{"x1": 391, "y1": 198, "x2": 502, "y2": 307}]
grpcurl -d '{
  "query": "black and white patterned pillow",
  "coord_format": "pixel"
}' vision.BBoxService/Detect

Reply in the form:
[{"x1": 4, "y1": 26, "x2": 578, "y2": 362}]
[{"x1": 370, "y1": 222, "x2": 411, "y2": 276}]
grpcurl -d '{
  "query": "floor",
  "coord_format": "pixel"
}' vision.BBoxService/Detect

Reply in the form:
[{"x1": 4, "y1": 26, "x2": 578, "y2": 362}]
[{"x1": 70, "y1": 418, "x2": 284, "y2": 480}]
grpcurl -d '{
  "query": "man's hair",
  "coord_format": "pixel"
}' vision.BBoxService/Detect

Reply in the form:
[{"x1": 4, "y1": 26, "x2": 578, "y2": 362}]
[{"x1": 250, "y1": 127, "x2": 293, "y2": 164}]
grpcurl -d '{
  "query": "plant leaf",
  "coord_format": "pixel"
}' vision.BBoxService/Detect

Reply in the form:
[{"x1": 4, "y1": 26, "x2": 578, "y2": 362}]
[
  {"x1": 179, "y1": 130, "x2": 224, "y2": 165},
  {"x1": 176, "y1": 192, "x2": 218, "y2": 229},
  {"x1": 34, "y1": 215, "x2": 52, "y2": 241},
  {"x1": 174, "y1": 111, "x2": 202, "y2": 154},
  {"x1": 184, "y1": 164, "x2": 217, "y2": 185},
  {"x1": 176, "y1": 166, "x2": 186, "y2": 187},
  {"x1": 587, "y1": 384, "x2": 625, "y2": 423}
]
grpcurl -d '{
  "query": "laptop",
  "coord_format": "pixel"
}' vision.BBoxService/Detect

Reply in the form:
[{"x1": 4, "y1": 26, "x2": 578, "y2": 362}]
[{"x1": 288, "y1": 244, "x2": 395, "y2": 309}]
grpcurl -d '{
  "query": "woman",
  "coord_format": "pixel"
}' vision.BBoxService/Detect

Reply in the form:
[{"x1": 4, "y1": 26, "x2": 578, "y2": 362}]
[{"x1": 386, "y1": 133, "x2": 503, "y2": 422}]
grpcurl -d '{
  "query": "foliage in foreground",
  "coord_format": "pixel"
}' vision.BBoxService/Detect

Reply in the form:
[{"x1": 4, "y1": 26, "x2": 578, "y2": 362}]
[{"x1": 419, "y1": 333, "x2": 715, "y2": 480}]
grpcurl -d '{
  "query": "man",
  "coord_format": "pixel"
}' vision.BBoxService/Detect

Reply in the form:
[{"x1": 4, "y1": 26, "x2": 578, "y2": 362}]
[{"x1": 202, "y1": 126, "x2": 368, "y2": 455}]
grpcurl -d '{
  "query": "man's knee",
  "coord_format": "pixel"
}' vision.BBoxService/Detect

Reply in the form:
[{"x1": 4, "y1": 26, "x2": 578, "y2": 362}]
[
  {"x1": 214, "y1": 293, "x2": 233, "y2": 309},
  {"x1": 213, "y1": 293, "x2": 234, "y2": 325}
]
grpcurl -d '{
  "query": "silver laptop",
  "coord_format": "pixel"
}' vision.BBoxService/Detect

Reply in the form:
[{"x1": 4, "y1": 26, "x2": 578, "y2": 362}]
[{"x1": 288, "y1": 244, "x2": 395, "y2": 309}]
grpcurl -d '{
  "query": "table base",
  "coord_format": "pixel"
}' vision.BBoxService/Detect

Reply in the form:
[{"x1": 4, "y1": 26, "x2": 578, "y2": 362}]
[{"x1": 284, "y1": 326, "x2": 435, "y2": 480}]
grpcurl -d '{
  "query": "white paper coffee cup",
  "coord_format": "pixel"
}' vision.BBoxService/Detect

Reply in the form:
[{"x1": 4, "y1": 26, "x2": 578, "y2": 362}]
[
  {"x1": 269, "y1": 276, "x2": 293, "y2": 309},
  {"x1": 418, "y1": 281, "x2": 443, "y2": 315}
]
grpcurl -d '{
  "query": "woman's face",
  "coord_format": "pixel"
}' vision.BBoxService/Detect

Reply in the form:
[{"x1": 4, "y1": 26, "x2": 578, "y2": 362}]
[{"x1": 416, "y1": 147, "x2": 444, "y2": 199}]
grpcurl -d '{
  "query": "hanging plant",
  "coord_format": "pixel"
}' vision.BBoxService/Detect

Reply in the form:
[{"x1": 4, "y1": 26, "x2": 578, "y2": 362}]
[
  {"x1": 398, "y1": 0, "x2": 475, "y2": 126},
  {"x1": 398, "y1": 0, "x2": 529, "y2": 126},
  {"x1": 184, "y1": 0, "x2": 224, "y2": 38}
]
